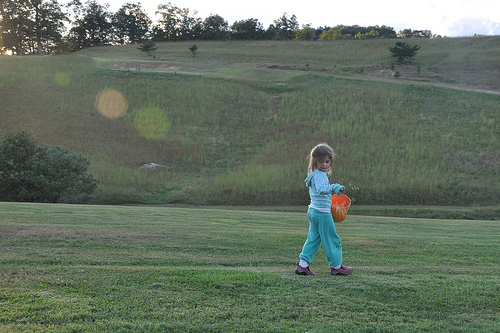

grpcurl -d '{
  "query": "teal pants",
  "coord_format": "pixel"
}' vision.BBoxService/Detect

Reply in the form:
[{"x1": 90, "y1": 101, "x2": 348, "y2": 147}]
[{"x1": 299, "y1": 208, "x2": 342, "y2": 267}]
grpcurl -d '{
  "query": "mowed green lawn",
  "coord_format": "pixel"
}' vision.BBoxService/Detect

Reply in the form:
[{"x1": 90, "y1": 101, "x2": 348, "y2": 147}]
[{"x1": 0, "y1": 203, "x2": 498, "y2": 332}]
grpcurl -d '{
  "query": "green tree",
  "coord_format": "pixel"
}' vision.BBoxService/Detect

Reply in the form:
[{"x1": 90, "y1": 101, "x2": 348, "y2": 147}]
[
  {"x1": 318, "y1": 24, "x2": 396, "y2": 40},
  {"x1": 202, "y1": 13, "x2": 228, "y2": 40},
  {"x1": 231, "y1": 18, "x2": 264, "y2": 40},
  {"x1": 397, "y1": 28, "x2": 414, "y2": 38},
  {"x1": 188, "y1": 43, "x2": 197, "y2": 57},
  {"x1": 0, "y1": 131, "x2": 37, "y2": 197},
  {"x1": 295, "y1": 23, "x2": 315, "y2": 40},
  {"x1": 137, "y1": 39, "x2": 157, "y2": 56},
  {"x1": 179, "y1": 10, "x2": 202, "y2": 40},
  {"x1": 319, "y1": 28, "x2": 343, "y2": 40},
  {"x1": 374, "y1": 25, "x2": 397, "y2": 38},
  {"x1": 112, "y1": 3, "x2": 151, "y2": 44},
  {"x1": 272, "y1": 13, "x2": 298, "y2": 40},
  {"x1": 153, "y1": 2, "x2": 189, "y2": 41},
  {"x1": 355, "y1": 29, "x2": 379, "y2": 39},
  {"x1": 153, "y1": 2, "x2": 198, "y2": 41},
  {"x1": 397, "y1": 28, "x2": 433, "y2": 38},
  {"x1": 31, "y1": 0, "x2": 68, "y2": 54},
  {"x1": 0, "y1": 131, "x2": 99, "y2": 203},
  {"x1": 0, "y1": 0, "x2": 67, "y2": 54},
  {"x1": 388, "y1": 41, "x2": 420, "y2": 63},
  {"x1": 68, "y1": 0, "x2": 112, "y2": 50}
]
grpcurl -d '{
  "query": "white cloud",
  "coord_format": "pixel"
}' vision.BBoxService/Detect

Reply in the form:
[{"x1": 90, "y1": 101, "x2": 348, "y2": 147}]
[{"x1": 448, "y1": 17, "x2": 500, "y2": 36}]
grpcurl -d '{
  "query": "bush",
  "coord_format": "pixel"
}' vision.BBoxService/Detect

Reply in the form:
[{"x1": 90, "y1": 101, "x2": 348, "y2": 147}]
[
  {"x1": 388, "y1": 41, "x2": 420, "y2": 63},
  {"x1": 137, "y1": 40, "x2": 158, "y2": 56},
  {"x1": 0, "y1": 131, "x2": 99, "y2": 203}
]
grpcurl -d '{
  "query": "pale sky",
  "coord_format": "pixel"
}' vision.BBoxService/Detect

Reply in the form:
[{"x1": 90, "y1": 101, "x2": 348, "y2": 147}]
[{"x1": 96, "y1": 0, "x2": 500, "y2": 37}]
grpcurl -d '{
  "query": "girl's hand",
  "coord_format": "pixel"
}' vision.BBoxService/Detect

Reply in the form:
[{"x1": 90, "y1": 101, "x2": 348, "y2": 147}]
[{"x1": 333, "y1": 184, "x2": 345, "y2": 194}]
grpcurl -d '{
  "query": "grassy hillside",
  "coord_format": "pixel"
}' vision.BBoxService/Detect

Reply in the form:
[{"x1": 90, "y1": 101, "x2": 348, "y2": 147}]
[{"x1": 0, "y1": 37, "x2": 499, "y2": 207}]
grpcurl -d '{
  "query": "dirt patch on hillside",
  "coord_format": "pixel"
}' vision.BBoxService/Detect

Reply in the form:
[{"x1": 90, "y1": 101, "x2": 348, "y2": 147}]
[
  {"x1": 106, "y1": 61, "x2": 211, "y2": 74},
  {"x1": 359, "y1": 63, "x2": 500, "y2": 94},
  {"x1": 103, "y1": 60, "x2": 500, "y2": 95},
  {"x1": 362, "y1": 64, "x2": 442, "y2": 82}
]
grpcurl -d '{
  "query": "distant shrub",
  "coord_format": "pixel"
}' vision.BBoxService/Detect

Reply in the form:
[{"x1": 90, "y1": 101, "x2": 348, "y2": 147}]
[
  {"x1": 388, "y1": 41, "x2": 420, "y2": 63},
  {"x1": 189, "y1": 44, "x2": 198, "y2": 57},
  {"x1": 137, "y1": 40, "x2": 158, "y2": 56}
]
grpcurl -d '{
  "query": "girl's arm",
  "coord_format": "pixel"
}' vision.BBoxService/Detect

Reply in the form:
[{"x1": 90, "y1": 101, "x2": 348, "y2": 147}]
[{"x1": 313, "y1": 172, "x2": 345, "y2": 195}]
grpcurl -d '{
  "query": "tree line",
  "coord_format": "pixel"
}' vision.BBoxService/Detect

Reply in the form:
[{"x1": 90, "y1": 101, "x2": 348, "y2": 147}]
[{"x1": 0, "y1": 0, "x2": 437, "y2": 55}]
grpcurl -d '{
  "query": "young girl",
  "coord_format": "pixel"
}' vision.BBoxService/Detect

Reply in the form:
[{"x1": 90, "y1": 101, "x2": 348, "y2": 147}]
[{"x1": 295, "y1": 143, "x2": 353, "y2": 276}]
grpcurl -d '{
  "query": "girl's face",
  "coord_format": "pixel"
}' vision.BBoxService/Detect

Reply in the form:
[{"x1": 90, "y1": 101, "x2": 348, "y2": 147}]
[{"x1": 317, "y1": 156, "x2": 331, "y2": 172}]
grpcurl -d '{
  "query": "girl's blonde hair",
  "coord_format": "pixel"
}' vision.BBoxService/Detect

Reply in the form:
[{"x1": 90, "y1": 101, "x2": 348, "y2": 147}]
[{"x1": 308, "y1": 143, "x2": 334, "y2": 175}]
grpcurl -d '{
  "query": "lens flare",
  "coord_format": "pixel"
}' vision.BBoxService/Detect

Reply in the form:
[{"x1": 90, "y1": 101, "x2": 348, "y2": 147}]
[
  {"x1": 134, "y1": 106, "x2": 170, "y2": 139},
  {"x1": 54, "y1": 72, "x2": 70, "y2": 85},
  {"x1": 95, "y1": 89, "x2": 128, "y2": 119}
]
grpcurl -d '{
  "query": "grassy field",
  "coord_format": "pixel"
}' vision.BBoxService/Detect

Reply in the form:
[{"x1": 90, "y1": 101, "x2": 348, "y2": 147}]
[
  {"x1": 0, "y1": 202, "x2": 498, "y2": 332},
  {"x1": 0, "y1": 38, "x2": 499, "y2": 209},
  {"x1": 1, "y1": 38, "x2": 499, "y2": 332}
]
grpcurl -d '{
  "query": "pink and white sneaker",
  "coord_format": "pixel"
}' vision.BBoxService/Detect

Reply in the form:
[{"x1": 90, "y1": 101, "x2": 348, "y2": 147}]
[
  {"x1": 330, "y1": 265, "x2": 353, "y2": 275},
  {"x1": 295, "y1": 264, "x2": 316, "y2": 276}
]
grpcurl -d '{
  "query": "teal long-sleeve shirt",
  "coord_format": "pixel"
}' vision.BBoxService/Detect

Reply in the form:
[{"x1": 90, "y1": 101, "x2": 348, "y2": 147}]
[{"x1": 305, "y1": 169, "x2": 344, "y2": 209}]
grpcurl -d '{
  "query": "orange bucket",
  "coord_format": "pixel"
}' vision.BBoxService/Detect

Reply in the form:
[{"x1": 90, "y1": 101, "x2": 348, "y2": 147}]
[{"x1": 331, "y1": 194, "x2": 351, "y2": 222}]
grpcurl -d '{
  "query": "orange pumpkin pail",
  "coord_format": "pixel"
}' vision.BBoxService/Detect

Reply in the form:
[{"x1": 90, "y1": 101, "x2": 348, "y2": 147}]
[{"x1": 331, "y1": 194, "x2": 351, "y2": 223}]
